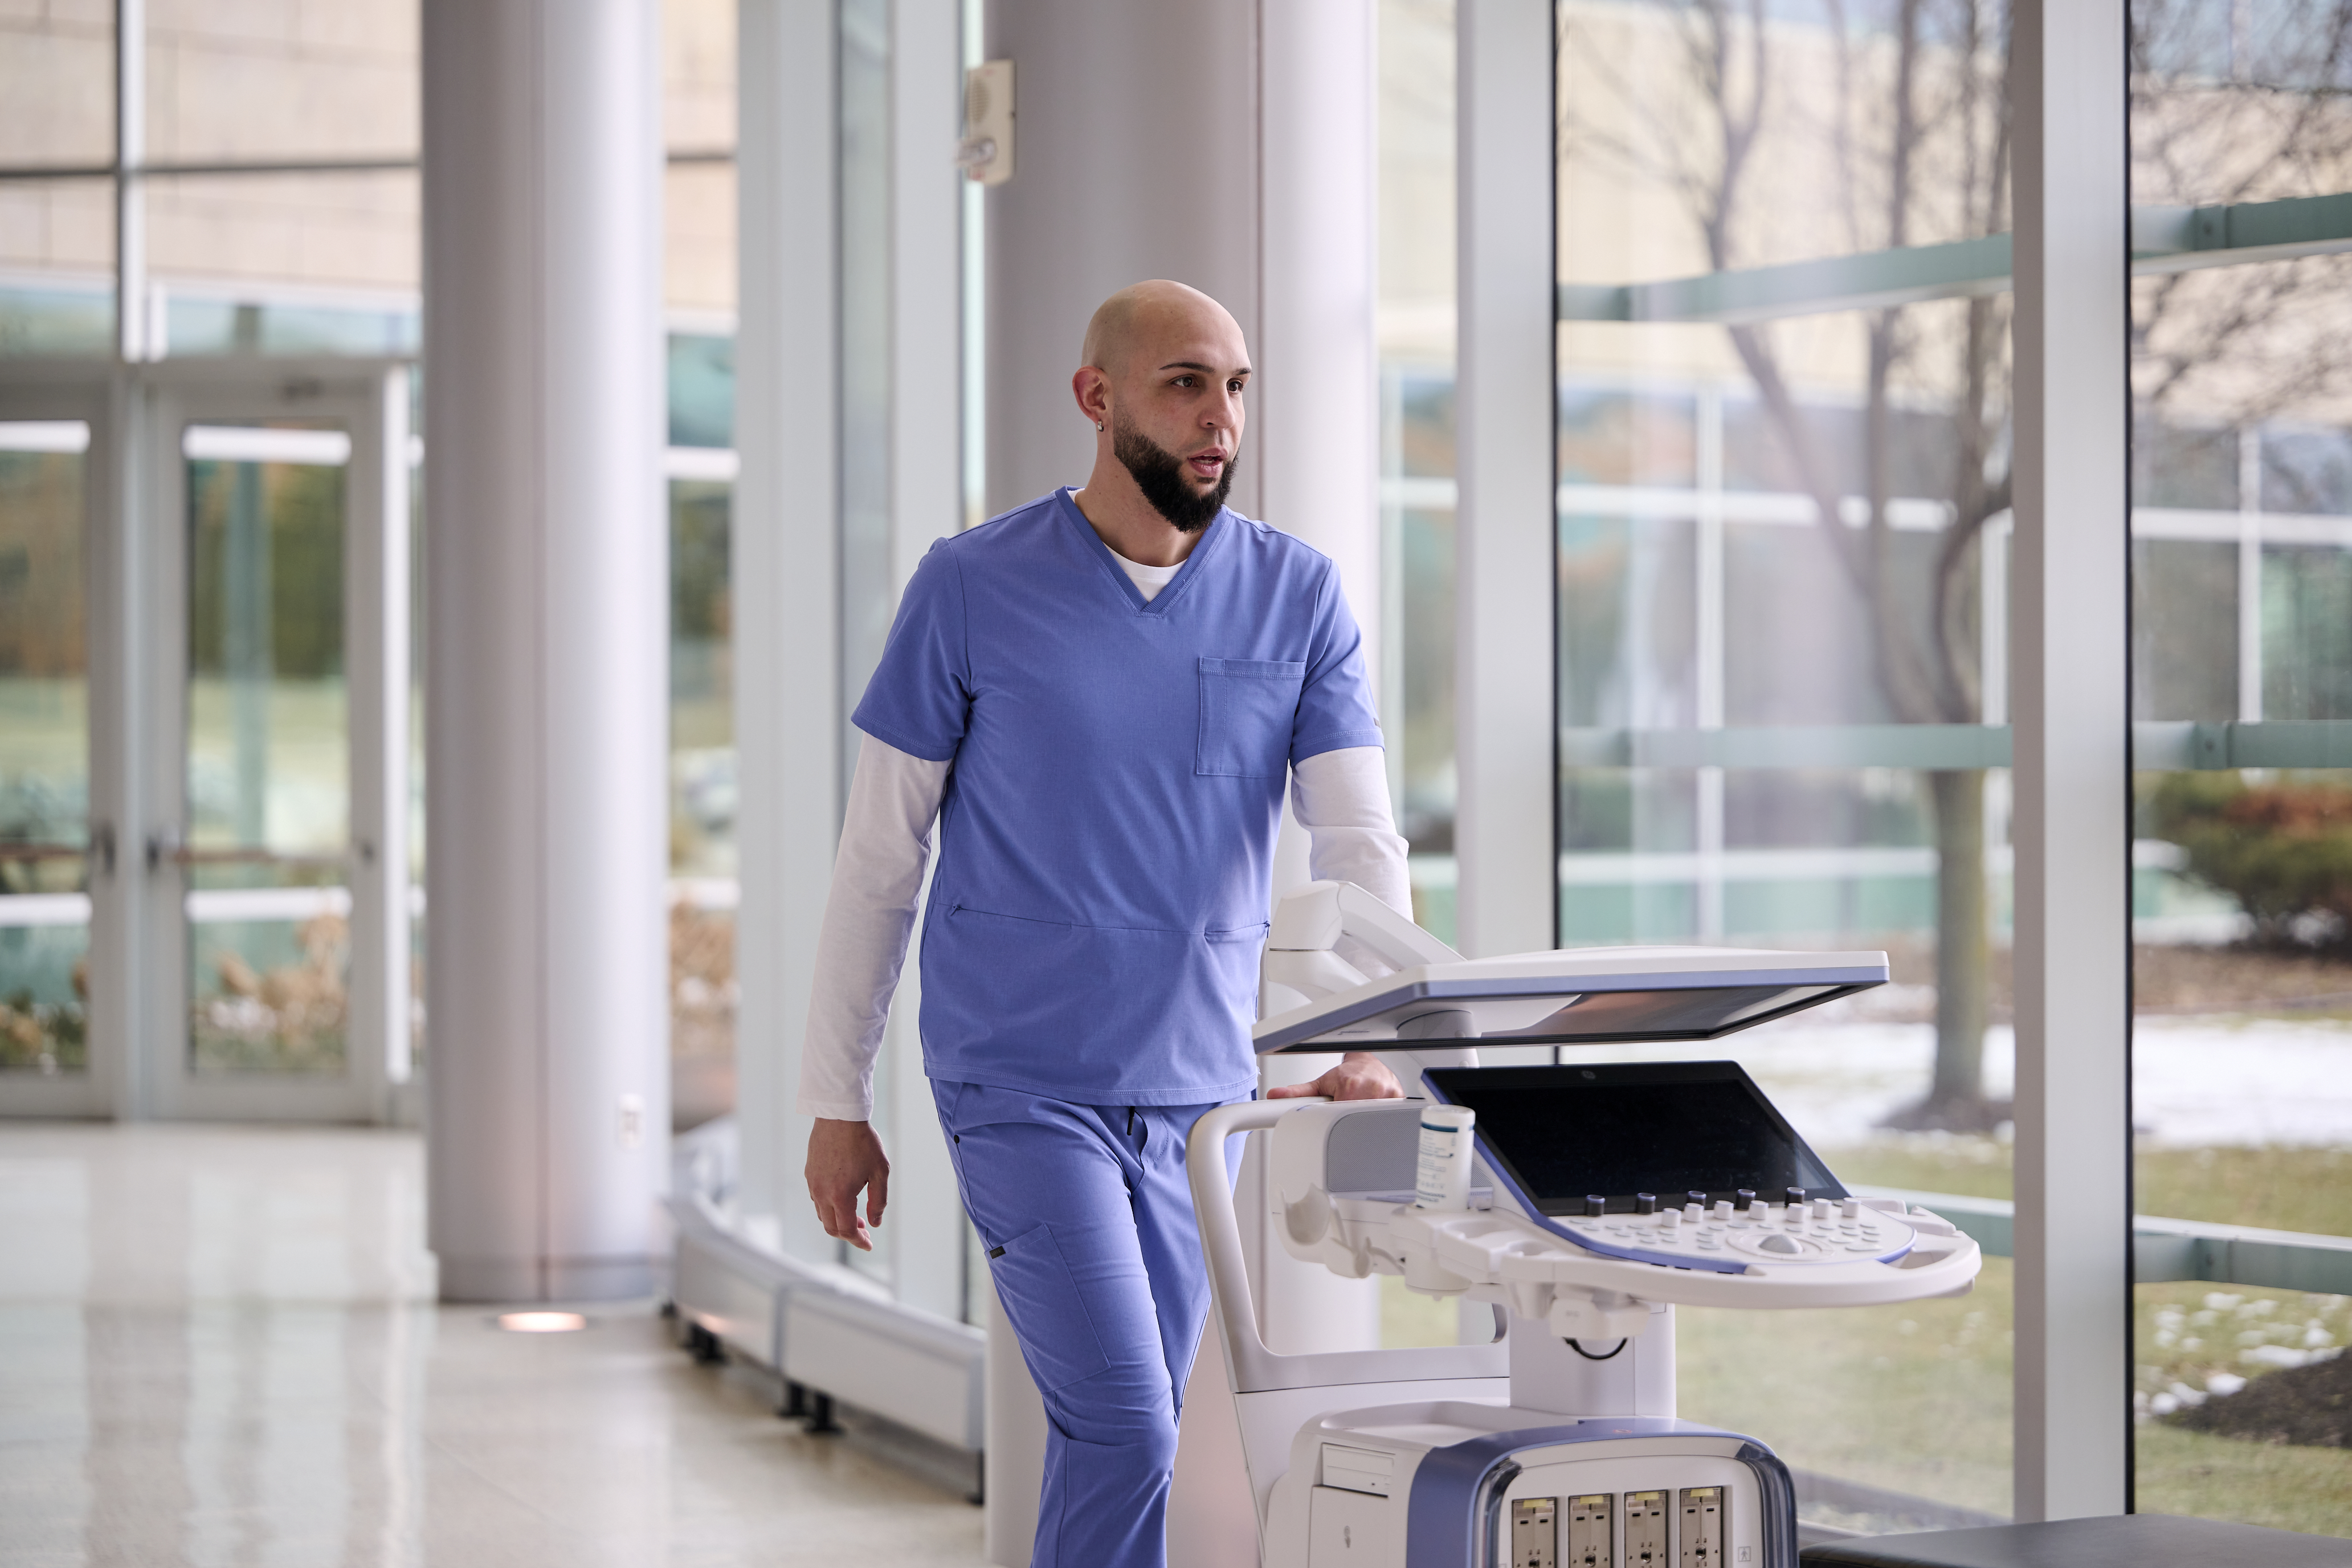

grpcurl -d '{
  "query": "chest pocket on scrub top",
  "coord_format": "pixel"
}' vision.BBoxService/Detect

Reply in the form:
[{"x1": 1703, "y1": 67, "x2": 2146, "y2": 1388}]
[{"x1": 1196, "y1": 657, "x2": 1306, "y2": 778}]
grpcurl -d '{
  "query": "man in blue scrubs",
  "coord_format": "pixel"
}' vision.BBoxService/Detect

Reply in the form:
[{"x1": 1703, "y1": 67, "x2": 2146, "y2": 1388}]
[{"x1": 802, "y1": 280, "x2": 1406, "y2": 1567}]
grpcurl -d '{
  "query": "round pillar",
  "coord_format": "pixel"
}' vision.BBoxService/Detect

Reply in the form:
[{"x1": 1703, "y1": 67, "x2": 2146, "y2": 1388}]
[
  {"x1": 979, "y1": 5, "x2": 1381, "y2": 1563},
  {"x1": 419, "y1": 0, "x2": 669, "y2": 1302}
]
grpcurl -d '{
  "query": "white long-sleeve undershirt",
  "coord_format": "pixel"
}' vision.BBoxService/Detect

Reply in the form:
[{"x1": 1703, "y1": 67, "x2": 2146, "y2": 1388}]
[{"x1": 795, "y1": 734, "x2": 1411, "y2": 1122}]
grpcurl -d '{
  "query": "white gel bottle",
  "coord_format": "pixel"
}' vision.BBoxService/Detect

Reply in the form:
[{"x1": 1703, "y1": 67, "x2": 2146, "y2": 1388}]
[{"x1": 1414, "y1": 1105, "x2": 1477, "y2": 1211}]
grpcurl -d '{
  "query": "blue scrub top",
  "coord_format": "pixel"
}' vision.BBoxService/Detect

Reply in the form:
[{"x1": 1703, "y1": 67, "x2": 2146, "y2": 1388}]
[{"x1": 852, "y1": 487, "x2": 1385, "y2": 1105}]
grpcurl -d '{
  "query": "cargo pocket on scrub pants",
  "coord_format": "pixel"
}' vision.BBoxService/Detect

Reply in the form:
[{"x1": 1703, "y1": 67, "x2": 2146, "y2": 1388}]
[
  {"x1": 1195, "y1": 658, "x2": 1306, "y2": 778},
  {"x1": 986, "y1": 1222, "x2": 1113, "y2": 1392}
]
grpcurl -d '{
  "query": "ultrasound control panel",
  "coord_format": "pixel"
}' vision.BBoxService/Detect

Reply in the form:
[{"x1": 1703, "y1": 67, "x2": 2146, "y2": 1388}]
[
  {"x1": 1422, "y1": 1060, "x2": 1914, "y2": 1274},
  {"x1": 1555, "y1": 1193, "x2": 1913, "y2": 1271}
]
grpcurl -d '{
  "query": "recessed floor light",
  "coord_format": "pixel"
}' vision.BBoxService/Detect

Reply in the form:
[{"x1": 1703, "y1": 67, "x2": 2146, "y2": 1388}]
[{"x1": 495, "y1": 1310, "x2": 589, "y2": 1333}]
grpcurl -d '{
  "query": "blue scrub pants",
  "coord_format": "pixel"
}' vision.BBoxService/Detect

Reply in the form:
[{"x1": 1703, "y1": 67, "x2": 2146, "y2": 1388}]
[{"x1": 932, "y1": 1079, "x2": 1247, "y2": 1568}]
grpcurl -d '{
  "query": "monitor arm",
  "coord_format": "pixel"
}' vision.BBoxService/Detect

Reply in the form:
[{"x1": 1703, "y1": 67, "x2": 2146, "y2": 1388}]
[{"x1": 1260, "y1": 880, "x2": 1463, "y2": 1020}]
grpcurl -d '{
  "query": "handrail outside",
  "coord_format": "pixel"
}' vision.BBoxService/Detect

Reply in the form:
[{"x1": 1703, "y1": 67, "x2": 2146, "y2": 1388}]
[
  {"x1": 1187, "y1": 1098, "x2": 1508, "y2": 1395},
  {"x1": 1855, "y1": 1185, "x2": 2352, "y2": 1295}
]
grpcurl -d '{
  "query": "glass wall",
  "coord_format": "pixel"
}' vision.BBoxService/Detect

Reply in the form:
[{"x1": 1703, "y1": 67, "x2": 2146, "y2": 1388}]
[
  {"x1": 0, "y1": 0, "x2": 746, "y2": 1122},
  {"x1": 182, "y1": 423, "x2": 353, "y2": 1076},
  {"x1": 670, "y1": 468, "x2": 736, "y2": 1129},
  {"x1": 1554, "y1": 0, "x2": 2014, "y2": 1530},
  {"x1": 835, "y1": 0, "x2": 897, "y2": 1287},
  {"x1": 2128, "y1": 0, "x2": 2352, "y2": 1534},
  {"x1": 1379, "y1": 0, "x2": 1464, "y2": 943},
  {"x1": 0, "y1": 420, "x2": 91, "y2": 1073}
]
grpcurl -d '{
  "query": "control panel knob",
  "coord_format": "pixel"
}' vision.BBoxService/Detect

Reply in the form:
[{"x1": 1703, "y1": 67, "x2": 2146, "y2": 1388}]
[
  {"x1": 1841, "y1": 1198, "x2": 1862, "y2": 1220},
  {"x1": 1736, "y1": 1188, "x2": 1758, "y2": 1212},
  {"x1": 1713, "y1": 1199, "x2": 1734, "y2": 1220},
  {"x1": 1584, "y1": 1194, "x2": 1607, "y2": 1217},
  {"x1": 1812, "y1": 1198, "x2": 1833, "y2": 1220},
  {"x1": 1660, "y1": 1208, "x2": 1681, "y2": 1230},
  {"x1": 1785, "y1": 1187, "x2": 1807, "y2": 1208},
  {"x1": 1634, "y1": 1193, "x2": 1657, "y2": 1215},
  {"x1": 1687, "y1": 1191, "x2": 1709, "y2": 1208}
]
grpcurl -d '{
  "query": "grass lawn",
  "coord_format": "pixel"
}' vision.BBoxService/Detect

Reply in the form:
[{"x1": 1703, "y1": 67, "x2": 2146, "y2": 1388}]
[
  {"x1": 2134, "y1": 1422, "x2": 2352, "y2": 1537},
  {"x1": 1371, "y1": 1133, "x2": 2351, "y2": 1539},
  {"x1": 1677, "y1": 1259, "x2": 2014, "y2": 1524},
  {"x1": 1829, "y1": 1136, "x2": 2352, "y2": 1240}
]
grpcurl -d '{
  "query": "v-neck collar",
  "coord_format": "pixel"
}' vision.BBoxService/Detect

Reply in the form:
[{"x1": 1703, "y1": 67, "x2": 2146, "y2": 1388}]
[{"x1": 1056, "y1": 486, "x2": 1228, "y2": 615}]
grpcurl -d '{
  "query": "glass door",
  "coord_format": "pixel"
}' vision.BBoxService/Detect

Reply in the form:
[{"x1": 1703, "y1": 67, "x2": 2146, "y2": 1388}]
[
  {"x1": 0, "y1": 381, "x2": 111, "y2": 1117},
  {"x1": 148, "y1": 368, "x2": 410, "y2": 1121}
]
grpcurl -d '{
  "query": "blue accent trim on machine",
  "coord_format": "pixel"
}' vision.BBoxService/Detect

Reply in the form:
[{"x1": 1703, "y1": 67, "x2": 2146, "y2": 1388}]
[
  {"x1": 1735, "y1": 1440, "x2": 1802, "y2": 1568},
  {"x1": 1404, "y1": 1418, "x2": 1796, "y2": 1567}
]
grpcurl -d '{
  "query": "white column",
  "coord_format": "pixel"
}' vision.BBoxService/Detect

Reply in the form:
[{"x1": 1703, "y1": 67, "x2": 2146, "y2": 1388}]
[
  {"x1": 1252, "y1": 0, "x2": 1386, "y2": 1357},
  {"x1": 1455, "y1": 0, "x2": 1557, "y2": 961},
  {"x1": 733, "y1": 0, "x2": 843, "y2": 1262},
  {"x1": 884, "y1": 0, "x2": 969, "y2": 1323},
  {"x1": 1258, "y1": 0, "x2": 1380, "y2": 658},
  {"x1": 982, "y1": 1, "x2": 1260, "y2": 520},
  {"x1": 2010, "y1": 0, "x2": 2132, "y2": 1520},
  {"x1": 114, "y1": 0, "x2": 148, "y2": 364},
  {"x1": 975, "y1": 6, "x2": 1386, "y2": 1562},
  {"x1": 84, "y1": 373, "x2": 145, "y2": 1118},
  {"x1": 420, "y1": 0, "x2": 670, "y2": 1301},
  {"x1": 348, "y1": 367, "x2": 414, "y2": 1108},
  {"x1": 2236, "y1": 428, "x2": 2264, "y2": 722}
]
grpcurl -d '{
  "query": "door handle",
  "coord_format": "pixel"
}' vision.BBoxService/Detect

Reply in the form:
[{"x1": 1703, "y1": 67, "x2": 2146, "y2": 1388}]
[{"x1": 145, "y1": 828, "x2": 346, "y2": 872}]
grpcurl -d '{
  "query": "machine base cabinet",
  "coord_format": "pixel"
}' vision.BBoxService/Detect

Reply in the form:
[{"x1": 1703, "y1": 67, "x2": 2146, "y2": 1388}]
[{"x1": 1262, "y1": 1404, "x2": 1798, "y2": 1568}]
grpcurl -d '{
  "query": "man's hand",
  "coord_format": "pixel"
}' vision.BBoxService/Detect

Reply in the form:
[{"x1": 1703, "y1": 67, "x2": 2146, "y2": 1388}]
[
  {"x1": 1265, "y1": 1050, "x2": 1403, "y2": 1102},
  {"x1": 807, "y1": 1118, "x2": 890, "y2": 1251}
]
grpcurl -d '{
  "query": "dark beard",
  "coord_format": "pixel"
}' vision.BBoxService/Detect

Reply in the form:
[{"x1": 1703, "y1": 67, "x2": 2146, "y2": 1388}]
[{"x1": 1112, "y1": 414, "x2": 1236, "y2": 533}]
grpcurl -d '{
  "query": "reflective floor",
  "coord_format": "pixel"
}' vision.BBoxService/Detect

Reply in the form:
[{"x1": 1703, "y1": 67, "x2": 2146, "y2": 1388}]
[{"x1": 0, "y1": 1122, "x2": 989, "y2": 1567}]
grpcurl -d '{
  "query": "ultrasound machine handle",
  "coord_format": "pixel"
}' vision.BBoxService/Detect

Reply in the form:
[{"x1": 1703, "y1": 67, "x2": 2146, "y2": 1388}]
[{"x1": 1186, "y1": 1098, "x2": 1505, "y2": 1397}]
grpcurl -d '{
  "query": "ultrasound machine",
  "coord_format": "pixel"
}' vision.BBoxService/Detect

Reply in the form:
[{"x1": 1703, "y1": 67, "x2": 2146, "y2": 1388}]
[{"x1": 1191, "y1": 882, "x2": 1983, "y2": 1568}]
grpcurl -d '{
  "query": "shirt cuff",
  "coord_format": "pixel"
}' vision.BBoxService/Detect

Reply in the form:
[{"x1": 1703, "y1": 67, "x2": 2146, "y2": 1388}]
[
  {"x1": 851, "y1": 714, "x2": 961, "y2": 764},
  {"x1": 1292, "y1": 727, "x2": 1387, "y2": 765}
]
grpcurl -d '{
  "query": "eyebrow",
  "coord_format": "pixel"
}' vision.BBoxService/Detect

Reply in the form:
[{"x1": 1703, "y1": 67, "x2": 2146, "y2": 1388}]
[{"x1": 1160, "y1": 360, "x2": 1252, "y2": 376}]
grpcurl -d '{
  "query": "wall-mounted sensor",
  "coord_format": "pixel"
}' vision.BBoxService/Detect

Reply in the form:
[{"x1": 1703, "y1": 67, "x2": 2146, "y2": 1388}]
[{"x1": 959, "y1": 60, "x2": 1014, "y2": 185}]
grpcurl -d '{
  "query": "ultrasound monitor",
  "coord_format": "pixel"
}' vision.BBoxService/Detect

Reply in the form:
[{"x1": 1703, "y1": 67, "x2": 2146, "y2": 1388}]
[
  {"x1": 1421, "y1": 1061, "x2": 1846, "y2": 1218},
  {"x1": 1252, "y1": 947, "x2": 1887, "y2": 1055}
]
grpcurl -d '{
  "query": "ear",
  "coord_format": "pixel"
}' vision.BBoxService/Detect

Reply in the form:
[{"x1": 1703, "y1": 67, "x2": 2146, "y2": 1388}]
[{"x1": 1071, "y1": 365, "x2": 1112, "y2": 429}]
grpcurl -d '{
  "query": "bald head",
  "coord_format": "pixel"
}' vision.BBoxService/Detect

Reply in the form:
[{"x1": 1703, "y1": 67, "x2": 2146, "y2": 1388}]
[
  {"x1": 1081, "y1": 280, "x2": 1243, "y2": 377},
  {"x1": 1068, "y1": 280, "x2": 1250, "y2": 542}
]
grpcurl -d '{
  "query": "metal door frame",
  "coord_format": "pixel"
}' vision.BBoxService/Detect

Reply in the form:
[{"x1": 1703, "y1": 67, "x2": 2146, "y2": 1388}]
[
  {"x1": 0, "y1": 369, "x2": 122, "y2": 1118},
  {"x1": 0, "y1": 358, "x2": 411, "y2": 1122}
]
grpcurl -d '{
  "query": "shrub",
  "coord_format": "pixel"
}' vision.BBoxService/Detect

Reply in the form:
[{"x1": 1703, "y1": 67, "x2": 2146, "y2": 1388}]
[{"x1": 2150, "y1": 774, "x2": 2352, "y2": 951}]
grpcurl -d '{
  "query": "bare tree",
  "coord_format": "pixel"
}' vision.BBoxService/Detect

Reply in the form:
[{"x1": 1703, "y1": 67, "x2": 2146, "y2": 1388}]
[
  {"x1": 2130, "y1": 0, "x2": 2352, "y2": 431},
  {"x1": 1559, "y1": 0, "x2": 2352, "y2": 1123},
  {"x1": 1561, "y1": 0, "x2": 2012, "y2": 1126}
]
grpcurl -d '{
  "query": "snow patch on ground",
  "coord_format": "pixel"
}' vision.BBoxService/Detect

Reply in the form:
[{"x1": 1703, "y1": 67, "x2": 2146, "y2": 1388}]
[{"x1": 1580, "y1": 1015, "x2": 2352, "y2": 1149}]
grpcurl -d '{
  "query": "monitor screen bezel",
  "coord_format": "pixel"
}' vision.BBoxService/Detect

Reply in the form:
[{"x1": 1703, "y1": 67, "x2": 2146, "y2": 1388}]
[{"x1": 1254, "y1": 976, "x2": 1884, "y2": 1054}]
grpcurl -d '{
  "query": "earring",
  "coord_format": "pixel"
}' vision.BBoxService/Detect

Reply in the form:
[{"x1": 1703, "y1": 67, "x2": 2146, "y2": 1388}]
[{"x1": 1095, "y1": 420, "x2": 1104, "y2": 431}]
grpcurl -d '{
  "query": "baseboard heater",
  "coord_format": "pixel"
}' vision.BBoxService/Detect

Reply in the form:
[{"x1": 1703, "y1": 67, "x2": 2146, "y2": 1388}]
[{"x1": 667, "y1": 1121, "x2": 985, "y2": 1454}]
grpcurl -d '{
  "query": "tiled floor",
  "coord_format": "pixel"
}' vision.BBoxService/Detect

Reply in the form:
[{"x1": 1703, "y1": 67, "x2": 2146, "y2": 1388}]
[{"x1": 0, "y1": 1122, "x2": 990, "y2": 1567}]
